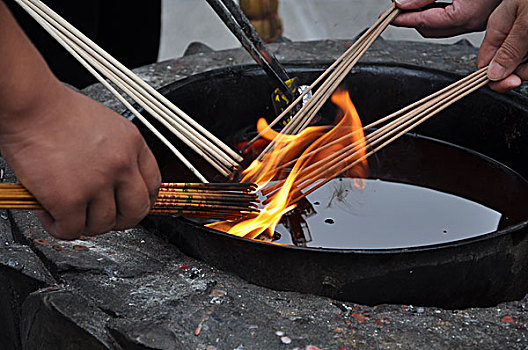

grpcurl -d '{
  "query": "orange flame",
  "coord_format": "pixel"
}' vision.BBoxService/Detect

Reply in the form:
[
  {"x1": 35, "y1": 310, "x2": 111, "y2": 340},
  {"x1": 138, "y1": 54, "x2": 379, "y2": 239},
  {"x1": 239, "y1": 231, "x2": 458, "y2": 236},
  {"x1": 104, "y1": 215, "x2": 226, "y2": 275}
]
[
  {"x1": 207, "y1": 90, "x2": 369, "y2": 240},
  {"x1": 330, "y1": 89, "x2": 369, "y2": 184}
]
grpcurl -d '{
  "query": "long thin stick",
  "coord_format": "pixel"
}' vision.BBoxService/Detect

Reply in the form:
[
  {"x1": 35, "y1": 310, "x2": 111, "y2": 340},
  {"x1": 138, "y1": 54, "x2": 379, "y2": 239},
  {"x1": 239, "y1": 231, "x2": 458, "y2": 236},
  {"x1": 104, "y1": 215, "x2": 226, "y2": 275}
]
[
  {"x1": 260, "y1": 68, "x2": 489, "y2": 202},
  {"x1": 29, "y1": 0, "x2": 242, "y2": 163},
  {"x1": 0, "y1": 183, "x2": 259, "y2": 218},
  {"x1": 25, "y1": 0, "x2": 237, "y2": 170},
  {"x1": 264, "y1": 67, "x2": 489, "y2": 175},
  {"x1": 15, "y1": 0, "x2": 242, "y2": 181},
  {"x1": 243, "y1": 4, "x2": 399, "y2": 154},
  {"x1": 14, "y1": 0, "x2": 210, "y2": 182},
  {"x1": 256, "y1": 6, "x2": 399, "y2": 160},
  {"x1": 290, "y1": 74, "x2": 489, "y2": 202}
]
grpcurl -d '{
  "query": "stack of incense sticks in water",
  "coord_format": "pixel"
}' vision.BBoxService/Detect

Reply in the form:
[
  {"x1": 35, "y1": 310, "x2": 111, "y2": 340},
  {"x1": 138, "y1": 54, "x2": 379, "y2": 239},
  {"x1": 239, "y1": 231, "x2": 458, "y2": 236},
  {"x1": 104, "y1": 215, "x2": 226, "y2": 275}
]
[
  {"x1": 14, "y1": 0, "x2": 242, "y2": 182},
  {"x1": 260, "y1": 66, "x2": 490, "y2": 203},
  {"x1": 0, "y1": 183, "x2": 259, "y2": 220},
  {"x1": 244, "y1": 3, "x2": 400, "y2": 159}
]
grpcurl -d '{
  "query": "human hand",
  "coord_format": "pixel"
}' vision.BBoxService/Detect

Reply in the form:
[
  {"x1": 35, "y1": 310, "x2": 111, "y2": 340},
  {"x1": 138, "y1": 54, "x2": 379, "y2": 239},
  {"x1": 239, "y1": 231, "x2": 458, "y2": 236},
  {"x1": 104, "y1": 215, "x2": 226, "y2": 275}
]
[
  {"x1": 392, "y1": 0, "x2": 500, "y2": 37},
  {"x1": 0, "y1": 84, "x2": 161, "y2": 240},
  {"x1": 478, "y1": 0, "x2": 528, "y2": 92}
]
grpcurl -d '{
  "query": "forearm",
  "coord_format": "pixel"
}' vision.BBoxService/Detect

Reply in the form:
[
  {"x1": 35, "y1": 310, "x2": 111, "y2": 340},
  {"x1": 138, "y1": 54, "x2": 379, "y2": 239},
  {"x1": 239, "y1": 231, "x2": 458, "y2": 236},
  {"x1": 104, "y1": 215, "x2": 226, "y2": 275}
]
[{"x1": 0, "y1": 1, "x2": 62, "y2": 133}]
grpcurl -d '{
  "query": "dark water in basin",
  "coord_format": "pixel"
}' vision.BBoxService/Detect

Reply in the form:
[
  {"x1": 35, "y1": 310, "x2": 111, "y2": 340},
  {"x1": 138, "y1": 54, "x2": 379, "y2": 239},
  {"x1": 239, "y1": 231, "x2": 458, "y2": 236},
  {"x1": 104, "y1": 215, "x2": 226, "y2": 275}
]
[
  {"x1": 268, "y1": 134, "x2": 528, "y2": 249},
  {"x1": 273, "y1": 178, "x2": 503, "y2": 249}
]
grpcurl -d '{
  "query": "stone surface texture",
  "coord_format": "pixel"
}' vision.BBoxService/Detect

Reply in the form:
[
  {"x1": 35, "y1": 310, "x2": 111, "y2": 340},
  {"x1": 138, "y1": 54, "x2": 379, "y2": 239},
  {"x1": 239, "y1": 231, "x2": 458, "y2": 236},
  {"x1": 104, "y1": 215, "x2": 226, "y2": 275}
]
[{"x1": 1, "y1": 39, "x2": 527, "y2": 350}]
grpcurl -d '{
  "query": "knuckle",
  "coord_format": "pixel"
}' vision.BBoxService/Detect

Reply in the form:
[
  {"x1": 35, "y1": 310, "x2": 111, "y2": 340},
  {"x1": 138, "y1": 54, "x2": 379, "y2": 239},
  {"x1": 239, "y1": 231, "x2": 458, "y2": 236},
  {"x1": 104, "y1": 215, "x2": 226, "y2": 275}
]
[
  {"x1": 124, "y1": 122, "x2": 143, "y2": 144},
  {"x1": 496, "y1": 41, "x2": 523, "y2": 64},
  {"x1": 107, "y1": 151, "x2": 135, "y2": 173},
  {"x1": 445, "y1": 7, "x2": 461, "y2": 24},
  {"x1": 116, "y1": 198, "x2": 150, "y2": 231},
  {"x1": 91, "y1": 212, "x2": 117, "y2": 234},
  {"x1": 61, "y1": 193, "x2": 85, "y2": 209},
  {"x1": 45, "y1": 193, "x2": 83, "y2": 215}
]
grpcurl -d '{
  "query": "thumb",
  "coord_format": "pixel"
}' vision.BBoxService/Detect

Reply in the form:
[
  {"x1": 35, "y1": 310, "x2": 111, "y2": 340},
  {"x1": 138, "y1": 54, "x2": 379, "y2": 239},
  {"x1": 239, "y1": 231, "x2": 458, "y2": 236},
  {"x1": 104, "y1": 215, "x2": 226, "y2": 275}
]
[
  {"x1": 394, "y1": 0, "x2": 437, "y2": 10},
  {"x1": 479, "y1": 1, "x2": 528, "y2": 80}
]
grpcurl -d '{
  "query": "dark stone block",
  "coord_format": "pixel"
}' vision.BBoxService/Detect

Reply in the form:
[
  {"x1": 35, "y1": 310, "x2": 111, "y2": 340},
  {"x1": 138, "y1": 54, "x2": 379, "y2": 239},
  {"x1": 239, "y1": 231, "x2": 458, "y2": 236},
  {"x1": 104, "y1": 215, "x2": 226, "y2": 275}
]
[
  {"x1": 20, "y1": 289, "x2": 119, "y2": 350},
  {"x1": 0, "y1": 246, "x2": 55, "y2": 350}
]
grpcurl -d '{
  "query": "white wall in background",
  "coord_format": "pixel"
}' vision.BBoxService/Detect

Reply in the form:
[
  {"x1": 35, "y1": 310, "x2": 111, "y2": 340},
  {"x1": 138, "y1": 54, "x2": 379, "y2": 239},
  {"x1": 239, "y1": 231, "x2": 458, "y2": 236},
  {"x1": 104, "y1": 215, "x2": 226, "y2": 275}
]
[
  {"x1": 279, "y1": 0, "x2": 484, "y2": 45},
  {"x1": 158, "y1": 0, "x2": 240, "y2": 61},
  {"x1": 158, "y1": 0, "x2": 484, "y2": 61}
]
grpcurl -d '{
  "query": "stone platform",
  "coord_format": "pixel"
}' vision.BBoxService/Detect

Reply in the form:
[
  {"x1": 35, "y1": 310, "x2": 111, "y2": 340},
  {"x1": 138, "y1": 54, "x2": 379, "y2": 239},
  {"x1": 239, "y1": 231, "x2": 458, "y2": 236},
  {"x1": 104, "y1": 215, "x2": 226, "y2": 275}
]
[{"x1": 1, "y1": 39, "x2": 527, "y2": 349}]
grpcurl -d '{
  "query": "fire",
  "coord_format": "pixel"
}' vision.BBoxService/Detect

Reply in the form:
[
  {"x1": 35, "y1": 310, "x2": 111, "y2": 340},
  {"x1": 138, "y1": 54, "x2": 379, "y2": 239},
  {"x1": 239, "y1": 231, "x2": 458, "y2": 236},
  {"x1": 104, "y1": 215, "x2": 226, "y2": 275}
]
[
  {"x1": 207, "y1": 89, "x2": 369, "y2": 240},
  {"x1": 330, "y1": 89, "x2": 369, "y2": 186}
]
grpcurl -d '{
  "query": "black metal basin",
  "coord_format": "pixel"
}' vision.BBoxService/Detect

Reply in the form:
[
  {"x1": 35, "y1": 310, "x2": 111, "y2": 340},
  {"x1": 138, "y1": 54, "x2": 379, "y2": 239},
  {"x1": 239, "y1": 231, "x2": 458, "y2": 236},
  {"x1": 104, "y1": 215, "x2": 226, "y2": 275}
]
[{"x1": 128, "y1": 63, "x2": 528, "y2": 308}]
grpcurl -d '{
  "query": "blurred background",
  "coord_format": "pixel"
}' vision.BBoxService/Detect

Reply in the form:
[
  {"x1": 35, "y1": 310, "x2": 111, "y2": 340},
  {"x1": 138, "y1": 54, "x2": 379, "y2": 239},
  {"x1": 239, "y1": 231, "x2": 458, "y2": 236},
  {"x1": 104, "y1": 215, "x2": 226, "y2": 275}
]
[{"x1": 158, "y1": 0, "x2": 484, "y2": 61}]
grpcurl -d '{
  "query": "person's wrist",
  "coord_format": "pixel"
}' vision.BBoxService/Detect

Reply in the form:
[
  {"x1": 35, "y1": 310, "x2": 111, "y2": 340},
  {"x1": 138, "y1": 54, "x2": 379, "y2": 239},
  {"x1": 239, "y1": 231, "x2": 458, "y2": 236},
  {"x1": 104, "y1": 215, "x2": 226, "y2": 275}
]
[{"x1": 0, "y1": 75, "x2": 66, "y2": 138}]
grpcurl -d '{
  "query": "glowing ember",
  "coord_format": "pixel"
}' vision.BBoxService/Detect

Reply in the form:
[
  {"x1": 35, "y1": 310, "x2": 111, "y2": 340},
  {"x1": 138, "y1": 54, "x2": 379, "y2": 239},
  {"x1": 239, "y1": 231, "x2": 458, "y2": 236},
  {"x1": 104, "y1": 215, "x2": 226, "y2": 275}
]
[{"x1": 207, "y1": 89, "x2": 369, "y2": 240}]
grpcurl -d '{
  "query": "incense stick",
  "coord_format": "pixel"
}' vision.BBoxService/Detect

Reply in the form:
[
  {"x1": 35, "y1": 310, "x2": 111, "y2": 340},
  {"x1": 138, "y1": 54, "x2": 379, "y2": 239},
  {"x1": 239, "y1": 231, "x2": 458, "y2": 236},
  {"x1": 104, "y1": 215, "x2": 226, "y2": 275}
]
[
  {"x1": 0, "y1": 183, "x2": 259, "y2": 219},
  {"x1": 259, "y1": 67, "x2": 489, "y2": 203},
  {"x1": 243, "y1": 3, "x2": 399, "y2": 157},
  {"x1": 15, "y1": 0, "x2": 242, "y2": 182},
  {"x1": 291, "y1": 72, "x2": 488, "y2": 202}
]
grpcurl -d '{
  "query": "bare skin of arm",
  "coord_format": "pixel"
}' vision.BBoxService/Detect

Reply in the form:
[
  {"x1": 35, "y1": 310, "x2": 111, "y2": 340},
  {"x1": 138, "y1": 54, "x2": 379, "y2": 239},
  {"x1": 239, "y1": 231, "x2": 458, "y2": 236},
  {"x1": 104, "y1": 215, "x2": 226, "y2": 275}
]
[
  {"x1": 0, "y1": 1, "x2": 161, "y2": 240},
  {"x1": 393, "y1": 0, "x2": 528, "y2": 92}
]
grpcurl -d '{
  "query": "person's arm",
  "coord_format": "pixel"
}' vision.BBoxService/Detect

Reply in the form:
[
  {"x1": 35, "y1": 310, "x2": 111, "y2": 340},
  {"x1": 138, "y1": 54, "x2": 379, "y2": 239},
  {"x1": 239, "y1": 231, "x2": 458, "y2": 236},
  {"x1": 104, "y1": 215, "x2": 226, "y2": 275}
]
[{"x1": 0, "y1": 1, "x2": 161, "y2": 239}]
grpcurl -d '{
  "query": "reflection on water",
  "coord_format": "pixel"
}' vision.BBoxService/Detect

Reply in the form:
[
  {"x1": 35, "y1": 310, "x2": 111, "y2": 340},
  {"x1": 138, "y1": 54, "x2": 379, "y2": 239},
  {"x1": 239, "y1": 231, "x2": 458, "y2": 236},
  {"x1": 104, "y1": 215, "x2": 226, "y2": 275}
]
[{"x1": 274, "y1": 178, "x2": 502, "y2": 249}]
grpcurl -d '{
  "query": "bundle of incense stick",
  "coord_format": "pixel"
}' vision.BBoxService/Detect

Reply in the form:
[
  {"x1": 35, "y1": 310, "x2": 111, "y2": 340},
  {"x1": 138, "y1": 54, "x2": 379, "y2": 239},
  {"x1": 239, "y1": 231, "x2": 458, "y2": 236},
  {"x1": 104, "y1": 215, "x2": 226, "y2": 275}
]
[
  {"x1": 0, "y1": 183, "x2": 259, "y2": 220},
  {"x1": 14, "y1": 0, "x2": 242, "y2": 182},
  {"x1": 244, "y1": 3, "x2": 400, "y2": 159},
  {"x1": 260, "y1": 67, "x2": 490, "y2": 203}
]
